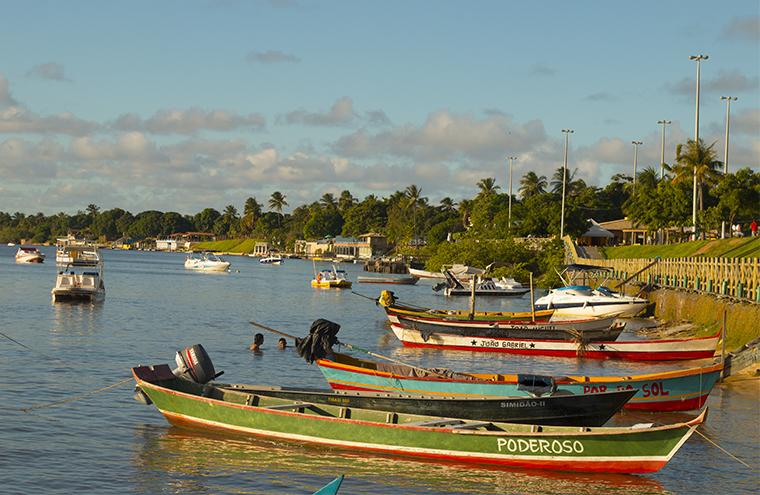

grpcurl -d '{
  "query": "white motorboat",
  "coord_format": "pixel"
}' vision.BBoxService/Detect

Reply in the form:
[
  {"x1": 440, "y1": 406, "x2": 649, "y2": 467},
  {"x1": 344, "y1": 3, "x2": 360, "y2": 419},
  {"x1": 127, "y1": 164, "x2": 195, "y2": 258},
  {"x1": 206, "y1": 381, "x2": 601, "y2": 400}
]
[
  {"x1": 534, "y1": 264, "x2": 649, "y2": 318},
  {"x1": 435, "y1": 270, "x2": 530, "y2": 297},
  {"x1": 15, "y1": 246, "x2": 46, "y2": 263},
  {"x1": 184, "y1": 252, "x2": 231, "y2": 272},
  {"x1": 52, "y1": 247, "x2": 105, "y2": 302},
  {"x1": 259, "y1": 253, "x2": 283, "y2": 265},
  {"x1": 56, "y1": 235, "x2": 89, "y2": 264},
  {"x1": 409, "y1": 264, "x2": 484, "y2": 280}
]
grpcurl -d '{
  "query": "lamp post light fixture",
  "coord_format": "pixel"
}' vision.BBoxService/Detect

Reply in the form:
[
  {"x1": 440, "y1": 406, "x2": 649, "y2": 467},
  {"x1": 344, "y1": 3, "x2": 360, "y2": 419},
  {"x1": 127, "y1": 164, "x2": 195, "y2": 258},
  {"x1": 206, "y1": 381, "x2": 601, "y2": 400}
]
[
  {"x1": 560, "y1": 129, "x2": 574, "y2": 239},
  {"x1": 720, "y1": 96, "x2": 737, "y2": 239},
  {"x1": 506, "y1": 156, "x2": 517, "y2": 232},
  {"x1": 657, "y1": 120, "x2": 671, "y2": 179},
  {"x1": 689, "y1": 54, "x2": 708, "y2": 239}
]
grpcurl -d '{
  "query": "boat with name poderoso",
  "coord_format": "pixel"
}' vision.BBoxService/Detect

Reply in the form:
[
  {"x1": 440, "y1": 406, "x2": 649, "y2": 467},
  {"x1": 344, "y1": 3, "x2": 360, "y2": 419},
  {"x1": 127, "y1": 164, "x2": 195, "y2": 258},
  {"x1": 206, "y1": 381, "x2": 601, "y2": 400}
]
[
  {"x1": 132, "y1": 350, "x2": 706, "y2": 474},
  {"x1": 317, "y1": 352, "x2": 723, "y2": 411},
  {"x1": 217, "y1": 383, "x2": 636, "y2": 427},
  {"x1": 389, "y1": 323, "x2": 720, "y2": 361},
  {"x1": 15, "y1": 246, "x2": 46, "y2": 263}
]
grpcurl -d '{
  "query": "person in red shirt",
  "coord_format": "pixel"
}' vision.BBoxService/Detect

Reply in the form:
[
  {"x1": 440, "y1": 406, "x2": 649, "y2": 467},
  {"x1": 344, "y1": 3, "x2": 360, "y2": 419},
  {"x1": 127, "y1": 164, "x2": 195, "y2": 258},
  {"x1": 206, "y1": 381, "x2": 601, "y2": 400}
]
[{"x1": 751, "y1": 219, "x2": 758, "y2": 237}]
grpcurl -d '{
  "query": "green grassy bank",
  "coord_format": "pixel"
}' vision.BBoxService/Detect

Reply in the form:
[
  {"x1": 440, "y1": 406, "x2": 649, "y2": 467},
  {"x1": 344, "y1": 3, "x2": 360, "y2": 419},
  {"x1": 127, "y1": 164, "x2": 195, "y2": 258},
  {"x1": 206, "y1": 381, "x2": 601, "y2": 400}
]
[
  {"x1": 191, "y1": 238, "x2": 258, "y2": 254},
  {"x1": 602, "y1": 237, "x2": 760, "y2": 259}
]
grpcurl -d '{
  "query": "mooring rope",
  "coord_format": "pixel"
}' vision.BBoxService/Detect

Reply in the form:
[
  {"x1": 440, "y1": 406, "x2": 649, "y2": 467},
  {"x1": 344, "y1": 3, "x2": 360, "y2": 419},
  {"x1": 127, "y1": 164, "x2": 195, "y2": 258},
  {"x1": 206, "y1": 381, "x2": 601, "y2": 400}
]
[
  {"x1": 19, "y1": 377, "x2": 134, "y2": 413},
  {"x1": 693, "y1": 429, "x2": 753, "y2": 470},
  {"x1": 0, "y1": 330, "x2": 71, "y2": 366}
]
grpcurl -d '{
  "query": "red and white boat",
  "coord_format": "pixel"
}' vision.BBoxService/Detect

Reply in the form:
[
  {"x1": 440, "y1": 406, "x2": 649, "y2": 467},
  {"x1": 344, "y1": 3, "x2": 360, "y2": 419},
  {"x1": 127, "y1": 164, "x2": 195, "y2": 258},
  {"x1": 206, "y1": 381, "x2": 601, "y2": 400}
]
[
  {"x1": 15, "y1": 246, "x2": 46, "y2": 263},
  {"x1": 389, "y1": 323, "x2": 720, "y2": 361}
]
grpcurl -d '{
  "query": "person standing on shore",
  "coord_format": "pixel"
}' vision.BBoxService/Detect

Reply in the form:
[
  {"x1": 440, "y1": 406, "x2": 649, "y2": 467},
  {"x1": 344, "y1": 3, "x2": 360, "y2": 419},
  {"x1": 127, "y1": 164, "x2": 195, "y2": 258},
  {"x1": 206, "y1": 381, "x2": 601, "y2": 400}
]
[{"x1": 751, "y1": 219, "x2": 758, "y2": 237}]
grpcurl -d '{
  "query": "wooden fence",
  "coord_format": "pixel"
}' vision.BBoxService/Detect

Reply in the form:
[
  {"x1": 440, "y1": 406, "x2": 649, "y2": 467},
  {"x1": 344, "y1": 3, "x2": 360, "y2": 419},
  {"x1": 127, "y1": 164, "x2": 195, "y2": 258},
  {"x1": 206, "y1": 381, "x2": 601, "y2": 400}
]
[{"x1": 563, "y1": 237, "x2": 760, "y2": 303}]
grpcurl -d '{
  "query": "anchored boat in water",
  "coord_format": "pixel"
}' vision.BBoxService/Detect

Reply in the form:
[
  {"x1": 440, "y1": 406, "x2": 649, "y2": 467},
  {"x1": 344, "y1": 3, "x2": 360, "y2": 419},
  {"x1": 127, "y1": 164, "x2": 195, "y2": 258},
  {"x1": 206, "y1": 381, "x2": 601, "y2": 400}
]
[
  {"x1": 317, "y1": 351, "x2": 723, "y2": 411},
  {"x1": 184, "y1": 252, "x2": 231, "y2": 272},
  {"x1": 132, "y1": 345, "x2": 706, "y2": 474},
  {"x1": 312, "y1": 265, "x2": 352, "y2": 289},
  {"x1": 15, "y1": 246, "x2": 46, "y2": 263},
  {"x1": 51, "y1": 246, "x2": 105, "y2": 302}
]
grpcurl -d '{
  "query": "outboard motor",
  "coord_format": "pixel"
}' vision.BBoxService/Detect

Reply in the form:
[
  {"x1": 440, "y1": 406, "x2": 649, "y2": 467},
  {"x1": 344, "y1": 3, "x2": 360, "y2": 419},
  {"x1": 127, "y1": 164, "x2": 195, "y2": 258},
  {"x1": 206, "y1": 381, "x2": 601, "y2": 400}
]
[
  {"x1": 517, "y1": 374, "x2": 557, "y2": 397},
  {"x1": 173, "y1": 344, "x2": 223, "y2": 384}
]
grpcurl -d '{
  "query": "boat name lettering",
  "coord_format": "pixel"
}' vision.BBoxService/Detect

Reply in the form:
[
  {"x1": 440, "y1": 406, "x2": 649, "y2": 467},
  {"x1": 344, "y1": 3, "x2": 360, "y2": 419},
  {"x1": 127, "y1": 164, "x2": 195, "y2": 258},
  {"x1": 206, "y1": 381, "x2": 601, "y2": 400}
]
[
  {"x1": 497, "y1": 438, "x2": 584, "y2": 454},
  {"x1": 642, "y1": 381, "x2": 669, "y2": 398},
  {"x1": 476, "y1": 340, "x2": 531, "y2": 349},
  {"x1": 583, "y1": 385, "x2": 608, "y2": 393},
  {"x1": 500, "y1": 400, "x2": 545, "y2": 408}
]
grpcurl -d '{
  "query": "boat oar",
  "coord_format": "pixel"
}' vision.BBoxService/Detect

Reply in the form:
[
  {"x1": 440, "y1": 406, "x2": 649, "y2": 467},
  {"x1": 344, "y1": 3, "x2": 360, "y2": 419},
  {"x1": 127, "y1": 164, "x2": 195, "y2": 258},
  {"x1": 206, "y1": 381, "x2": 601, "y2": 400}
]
[
  {"x1": 350, "y1": 291, "x2": 431, "y2": 311},
  {"x1": 248, "y1": 320, "x2": 455, "y2": 379}
]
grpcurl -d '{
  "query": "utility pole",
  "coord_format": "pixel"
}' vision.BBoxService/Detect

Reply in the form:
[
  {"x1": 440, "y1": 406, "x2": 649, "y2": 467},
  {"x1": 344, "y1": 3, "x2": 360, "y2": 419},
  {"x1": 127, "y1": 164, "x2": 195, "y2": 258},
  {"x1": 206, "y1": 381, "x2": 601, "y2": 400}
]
[
  {"x1": 720, "y1": 96, "x2": 737, "y2": 239},
  {"x1": 560, "y1": 129, "x2": 573, "y2": 238},
  {"x1": 689, "y1": 54, "x2": 708, "y2": 239},
  {"x1": 631, "y1": 140, "x2": 643, "y2": 193},
  {"x1": 507, "y1": 156, "x2": 517, "y2": 232},
  {"x1": 657, "y1": 120, "x2": 671, "y2": 180}
]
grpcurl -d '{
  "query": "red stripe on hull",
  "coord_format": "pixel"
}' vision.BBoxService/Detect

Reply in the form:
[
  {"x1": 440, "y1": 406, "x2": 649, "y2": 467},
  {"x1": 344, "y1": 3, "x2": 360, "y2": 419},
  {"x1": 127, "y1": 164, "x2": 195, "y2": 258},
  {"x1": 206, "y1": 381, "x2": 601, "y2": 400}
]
[
  {"x1": 162, "y1": 412, "x2": 666, "y2": 474},
  {"x1": 626, "y1": 394, "x2": 710, "y2": 412},
  {"x1": 399, "y1": 341, "x2": 715, "y2": 361}
]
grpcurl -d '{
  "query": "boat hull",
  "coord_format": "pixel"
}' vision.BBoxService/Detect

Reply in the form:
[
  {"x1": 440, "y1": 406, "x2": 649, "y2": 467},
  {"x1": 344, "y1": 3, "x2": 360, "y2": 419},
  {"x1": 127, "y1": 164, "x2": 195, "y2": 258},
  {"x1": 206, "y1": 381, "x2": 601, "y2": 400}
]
[
  {"x1": 535, "y1": 301, "x2": 648, "y2": 319},
  {"x1": 444, "y1": 288, "x2": 530, "y2": 297},
  {"x1": 317, "y1": 356, "x2": 722, "y2": 411},
  {"x1": 224, "y1": 385, "x2": 636, "y2": 427},
  {"x1": 390, "y1": 324, "x2": 719, "y2": 361},
  {"x1": 357, "y1": 276, "x2": 419, "y2": 285},
  {"x1": 51, "y1": 288, "x2": 105, "y2": 302},
  {"x1": 383, "y1": 303, "x2": 555, "y2": 323},
  {"x1": 387, "y1": 314, "x2": 624, "y2": 341},
  {"x1": 312, "y1": 280, "x2": 353, "y2": 289},
  {"x1": 134, "y1": 366, "x2": 703, "y2": 474}
]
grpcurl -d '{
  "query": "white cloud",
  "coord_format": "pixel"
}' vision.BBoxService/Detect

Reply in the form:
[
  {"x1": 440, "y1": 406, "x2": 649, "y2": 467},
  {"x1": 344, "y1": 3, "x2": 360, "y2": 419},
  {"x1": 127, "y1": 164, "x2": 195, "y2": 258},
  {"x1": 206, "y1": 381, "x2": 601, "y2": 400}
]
[
  {"x1": 246, "y1": 50, "x2": 301, "y2": 64},
  {"x1": 111, "y1": 108, "x2": 266, "y2": 134},
  {"x1": 721, "y1": 16, "x2": 760, "y2": 42}
]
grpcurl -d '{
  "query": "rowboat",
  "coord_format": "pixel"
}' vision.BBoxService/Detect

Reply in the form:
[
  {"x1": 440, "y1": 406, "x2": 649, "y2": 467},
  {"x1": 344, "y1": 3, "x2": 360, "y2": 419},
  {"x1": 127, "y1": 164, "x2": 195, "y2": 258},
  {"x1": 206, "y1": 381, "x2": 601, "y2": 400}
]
[
  {"x1": 379, "y1": 292, "x2": 555, "y2": 322},
  {"x1": 132, "y1": 362, "x2": 706, "y2": 473},
  {"x1": 218, "y1": 383, "x2": 637, "y2": 426},
  {"x1": 389, "y1": 323, "x2": 720, "y2": 361},
  {"x1": 317, "y1": 352, "x2": 723, "y2": 411},
  {"x1": 357, "y1": 275, "x2": 419, "y2": 285},
  {"x1": 386, "y1": 313, "x2": 626, "y2": 342}
]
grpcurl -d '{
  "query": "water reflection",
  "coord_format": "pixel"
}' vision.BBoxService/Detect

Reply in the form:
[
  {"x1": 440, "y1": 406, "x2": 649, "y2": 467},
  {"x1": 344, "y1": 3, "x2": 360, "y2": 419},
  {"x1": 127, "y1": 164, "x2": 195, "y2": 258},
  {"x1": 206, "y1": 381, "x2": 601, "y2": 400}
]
[
  {"x1": 132, "y1": 423, "x2": 668, "y2": 495},
  {"x1": 51, "y1": 300, "x2": 104, "y2": 336}
]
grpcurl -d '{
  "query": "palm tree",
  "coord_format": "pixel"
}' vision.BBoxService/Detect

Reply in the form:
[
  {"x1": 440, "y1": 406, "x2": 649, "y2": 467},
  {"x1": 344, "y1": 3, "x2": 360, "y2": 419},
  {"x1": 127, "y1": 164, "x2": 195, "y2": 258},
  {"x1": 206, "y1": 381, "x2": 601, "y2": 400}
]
[
  {"x1": 404, "y1": 185, "x2": 425, "y2": 239},
  {"x1": 223, "y1": 205, "x2": 238, "y2": 219},
  {"x1": 338, "y1": 190, "x2": 357, "y2": 212},
  {"x1": 243, "y1": 197, "x2": 262, "y2": 219},
  {"x1": 320, "y1": 193, "x2": 338, "y2": 210},
  {"x1": 269, "y1": 191, "x2": 288, "y2": 214},
  {"x1": 476, "y1": 177, "x2": 500, "y2": 197},
  {"x1": 438, "y1": 197, "x2": 457, "y2": 213},
  {"x1": 671, "y1": 139, "x2": 722, "y2": 212},
  {"x1": 519, "y1": 172, "x2": 547, "y2": 199},
  {"x1": 550, "y1": 167, "x2": 577, "y2": 194},
  {"x1": 86, "y1": 204, "x2": 100, "y2": 218}
]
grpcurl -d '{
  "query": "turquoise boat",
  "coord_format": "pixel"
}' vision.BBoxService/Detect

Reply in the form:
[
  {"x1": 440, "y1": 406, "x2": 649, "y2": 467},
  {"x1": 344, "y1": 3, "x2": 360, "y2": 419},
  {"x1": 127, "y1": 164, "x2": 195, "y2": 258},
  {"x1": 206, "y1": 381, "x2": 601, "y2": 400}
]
[
  {"x1": 313, "y1": 475, "x2": 343, "y2": 495},
  {"x1": 317, "y1": 352, "x2": 722, "y2": 412}
]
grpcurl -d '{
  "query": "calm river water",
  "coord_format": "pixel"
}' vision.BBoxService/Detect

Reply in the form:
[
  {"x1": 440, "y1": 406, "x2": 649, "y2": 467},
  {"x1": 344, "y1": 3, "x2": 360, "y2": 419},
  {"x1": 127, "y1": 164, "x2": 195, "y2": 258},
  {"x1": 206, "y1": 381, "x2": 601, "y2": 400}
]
[{"x1": 1, "y1": 247, "x2": 757, "y2": 494}]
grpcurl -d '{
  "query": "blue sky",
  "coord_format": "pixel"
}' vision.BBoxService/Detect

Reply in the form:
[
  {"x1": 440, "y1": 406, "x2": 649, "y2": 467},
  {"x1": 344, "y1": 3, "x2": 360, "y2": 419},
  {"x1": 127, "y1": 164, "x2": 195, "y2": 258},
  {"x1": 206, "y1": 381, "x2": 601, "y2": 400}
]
[{"x1": 1, "y1": 0, "x2": 758, "y2": 214}]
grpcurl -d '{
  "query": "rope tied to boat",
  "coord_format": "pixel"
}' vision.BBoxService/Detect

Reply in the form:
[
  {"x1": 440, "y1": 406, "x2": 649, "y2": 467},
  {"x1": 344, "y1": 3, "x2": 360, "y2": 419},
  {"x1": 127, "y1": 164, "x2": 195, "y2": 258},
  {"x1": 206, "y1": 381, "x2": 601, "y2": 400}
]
[{"x1": 19, "y1": 377, "x2": 134, "y2": 413}]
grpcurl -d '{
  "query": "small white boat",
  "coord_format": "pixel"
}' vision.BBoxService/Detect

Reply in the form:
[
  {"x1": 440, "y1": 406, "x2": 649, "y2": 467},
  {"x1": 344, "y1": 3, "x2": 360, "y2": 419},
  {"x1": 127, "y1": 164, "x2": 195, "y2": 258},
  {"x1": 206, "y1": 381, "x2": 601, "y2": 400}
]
[
  {"x1": 184, "y1": 252, "x2": 231, "y2": 272},
  {"x1": 534, "y1": 264, "x2": 649, "y2": 318},
  {"x1": 259, "y1": 253, "x2": 283, "y2": 265},
  {"x1": 15, "y1": 246, "x2": 46, "y2": 263},
  {"x1": 56, "y1": 235, "x2": 89, "y2": 264},
  {"x1": 7, "y1": 242, "x2": 16, "y2": 247},
  {"x1": 52, "y1": 247, "x2": 105, "y2": 302},
  {"x1": 436, "y1": 271, "x2": 530, "y2": 297},
  {"x1": 409, "y1": 264, "x2": 484, "y2": 280}
]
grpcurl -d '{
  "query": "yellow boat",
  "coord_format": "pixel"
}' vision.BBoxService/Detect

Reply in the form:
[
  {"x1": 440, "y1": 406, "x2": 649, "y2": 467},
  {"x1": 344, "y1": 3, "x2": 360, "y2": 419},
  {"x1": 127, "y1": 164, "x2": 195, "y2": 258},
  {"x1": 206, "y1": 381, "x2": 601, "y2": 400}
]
[{"x1": 312, "y1": 266, "x2": 352, "y2": 289}]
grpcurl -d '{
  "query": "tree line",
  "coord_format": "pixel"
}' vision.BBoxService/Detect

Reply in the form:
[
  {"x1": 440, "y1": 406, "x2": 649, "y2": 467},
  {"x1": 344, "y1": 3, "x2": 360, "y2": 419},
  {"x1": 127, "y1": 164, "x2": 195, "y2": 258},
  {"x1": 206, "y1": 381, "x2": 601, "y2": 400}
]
[{"x1": 1, "y1": 139, "x2": 758, "y2": 250}]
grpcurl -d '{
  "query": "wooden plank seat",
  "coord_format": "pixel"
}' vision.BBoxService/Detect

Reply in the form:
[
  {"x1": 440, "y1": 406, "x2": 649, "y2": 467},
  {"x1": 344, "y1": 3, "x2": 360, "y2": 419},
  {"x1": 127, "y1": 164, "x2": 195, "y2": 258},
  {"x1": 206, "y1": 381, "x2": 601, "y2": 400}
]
[{"x1": 405, "y1": 418, "x2": 465, "y2": 428}]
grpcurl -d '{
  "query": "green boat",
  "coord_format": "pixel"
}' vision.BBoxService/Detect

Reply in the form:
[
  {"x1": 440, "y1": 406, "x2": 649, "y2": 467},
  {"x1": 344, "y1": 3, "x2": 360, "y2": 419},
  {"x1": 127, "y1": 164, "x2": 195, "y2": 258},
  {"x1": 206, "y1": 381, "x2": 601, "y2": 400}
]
[
  {"x1": 313, "y1": 475, "x2": 343, "y2": 495},
  {"x1": 133, "y1": 362, "x2": 706, "y2": 474}
]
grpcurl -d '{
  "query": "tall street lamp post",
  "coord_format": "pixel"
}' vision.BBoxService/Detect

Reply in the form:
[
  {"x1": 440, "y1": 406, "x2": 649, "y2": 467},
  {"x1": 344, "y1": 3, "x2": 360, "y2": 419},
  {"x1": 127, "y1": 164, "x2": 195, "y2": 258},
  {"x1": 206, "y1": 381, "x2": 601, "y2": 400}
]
[
  {"x1": 631, "y1": 140, "x2": 643, "y2": 192},
  {"x1": 507, "y1": 156, "x2": 517, "y2": 232},
  {"x1": 720, "y1": 96, "x2": 737, "y2": 239},
  {"x1": 657, "y1": 120, "x2": 671, "y2": 179},
  {"x1": 560, "y1": 129, "x2": 574, "y2": 238},
  {"x1": 690, "y1": 54, "x2": 708, "y2": 238}
]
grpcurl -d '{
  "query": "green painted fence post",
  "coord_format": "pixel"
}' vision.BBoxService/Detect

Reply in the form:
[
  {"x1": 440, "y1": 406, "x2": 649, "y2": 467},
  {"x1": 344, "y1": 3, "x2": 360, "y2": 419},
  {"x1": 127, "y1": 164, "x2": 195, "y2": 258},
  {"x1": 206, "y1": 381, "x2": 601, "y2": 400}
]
[
  {"x1": 737, "y1": 283, "x2": 743, "y2": 299},
  {"x1": 707, "y1": 280, "x2": 713, "y2": 293},
  {"x1": 756, "y1": 286, "x2": 760, "y2": 303},
  {"x1": 722, "y1": 280, "x2": 728, "y2": 295},
  {"x1": 695, "y1": 276, "x2": 700, "y2": 291}
]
